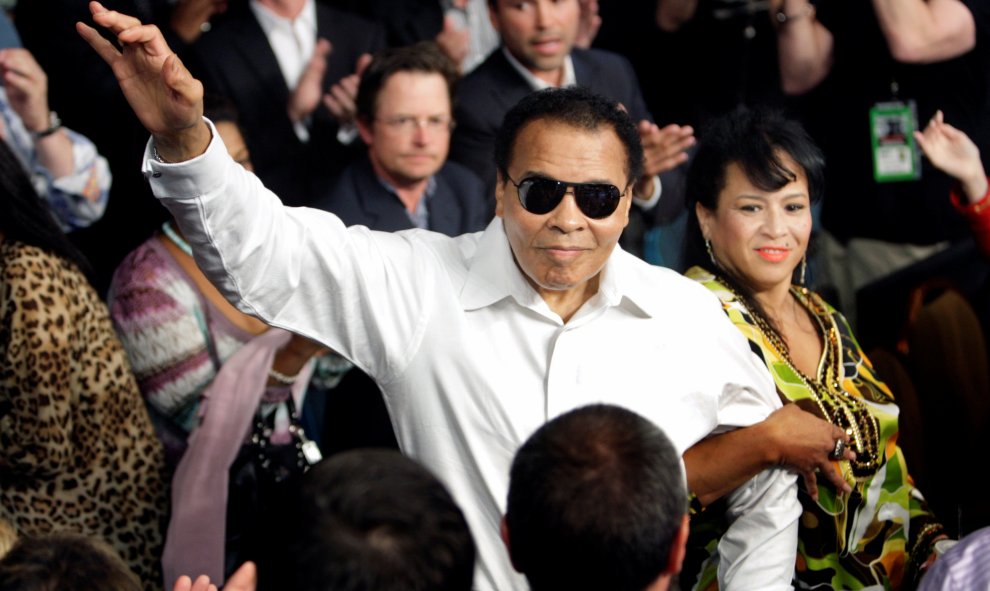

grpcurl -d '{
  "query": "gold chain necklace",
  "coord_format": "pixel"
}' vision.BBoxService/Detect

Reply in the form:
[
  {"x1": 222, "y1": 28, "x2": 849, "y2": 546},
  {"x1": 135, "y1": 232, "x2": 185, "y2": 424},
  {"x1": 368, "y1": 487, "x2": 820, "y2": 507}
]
[{"x1": 720, "y1": 280, "x2": 882, "y2": 479}]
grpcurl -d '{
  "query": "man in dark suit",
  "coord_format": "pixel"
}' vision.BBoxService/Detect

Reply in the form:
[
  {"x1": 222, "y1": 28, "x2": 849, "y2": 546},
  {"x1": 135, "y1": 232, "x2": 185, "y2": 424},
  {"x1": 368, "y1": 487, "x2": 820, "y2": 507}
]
[
  {"x1": 316, "y1": 42, "x2": 489, "y2": 235},
  {"x1": 451, "y1": 0, "x2": 695, "y2": 209},
  {"x1": 190, "y1": 0, "x2": 385, "y2": 207},
  {"x1": 312, "y1": 43, "x2": 488, "y2": 457},
  {"x1": 449, "y1": 0, "x2": 695, "y2": 256}
]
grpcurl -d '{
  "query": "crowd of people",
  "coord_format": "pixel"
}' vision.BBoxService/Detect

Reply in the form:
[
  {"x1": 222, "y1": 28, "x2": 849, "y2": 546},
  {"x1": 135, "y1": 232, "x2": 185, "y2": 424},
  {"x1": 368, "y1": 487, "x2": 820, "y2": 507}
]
[{"x1": 2, "y1": 0, "x2": 990, "y2": 590}]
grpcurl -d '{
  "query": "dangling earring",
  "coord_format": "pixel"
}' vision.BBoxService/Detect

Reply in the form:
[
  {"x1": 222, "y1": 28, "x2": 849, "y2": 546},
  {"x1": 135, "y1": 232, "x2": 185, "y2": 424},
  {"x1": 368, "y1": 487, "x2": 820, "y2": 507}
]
[
  {"x1": 799, "y1": 254, "x2": 807, "y2": 286},
  {"x1": 705, "y1": 239, "x2": 717, "y2": 267}
]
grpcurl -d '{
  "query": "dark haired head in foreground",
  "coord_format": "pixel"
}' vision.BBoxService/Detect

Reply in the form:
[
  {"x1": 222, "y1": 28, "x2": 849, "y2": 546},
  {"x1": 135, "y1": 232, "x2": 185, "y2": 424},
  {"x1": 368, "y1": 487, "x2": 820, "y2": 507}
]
[
  {"x1": 0, "y1": 532, "x2": 141, "y2": 591},
  {"x1": 504, "y1": 404, "x2": 689, "y2": 591},
  {"x1": 295, "y1": 449, "x2": 475, "y2": 591}
]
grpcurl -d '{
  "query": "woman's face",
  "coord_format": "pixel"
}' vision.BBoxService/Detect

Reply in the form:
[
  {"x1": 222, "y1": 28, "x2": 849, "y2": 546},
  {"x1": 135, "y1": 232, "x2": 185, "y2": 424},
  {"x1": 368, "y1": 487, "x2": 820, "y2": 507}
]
[
  {"x1": 696, "y1": 154, "x2": 813, "y2": 296},
  {"x1": 215, "y1": 121, "x2": 253, "y2": 172}
]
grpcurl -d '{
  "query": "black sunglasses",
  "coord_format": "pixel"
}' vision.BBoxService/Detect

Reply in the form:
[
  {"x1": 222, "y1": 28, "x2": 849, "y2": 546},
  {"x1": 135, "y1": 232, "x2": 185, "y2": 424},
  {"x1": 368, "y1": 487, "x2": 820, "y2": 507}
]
[{"x1": 507, "y1": 175, "x2": 625, "y2": 219}]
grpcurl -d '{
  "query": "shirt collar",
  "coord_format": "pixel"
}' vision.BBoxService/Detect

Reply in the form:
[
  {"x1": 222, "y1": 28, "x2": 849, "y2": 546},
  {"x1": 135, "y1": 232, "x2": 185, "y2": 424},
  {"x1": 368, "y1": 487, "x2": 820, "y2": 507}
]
[
  {"x1": 459, "y1": 218, "x2": 656, "y2": 319},
  {"x1": 501, "y1": 47, "x2": 576, "y2": 90},
  {"x1": 250, "y1": 0, "x2": 316, "y2": 36},
  {"x1": 375, "y1": 174, "x2": 437, "y2": 230}
]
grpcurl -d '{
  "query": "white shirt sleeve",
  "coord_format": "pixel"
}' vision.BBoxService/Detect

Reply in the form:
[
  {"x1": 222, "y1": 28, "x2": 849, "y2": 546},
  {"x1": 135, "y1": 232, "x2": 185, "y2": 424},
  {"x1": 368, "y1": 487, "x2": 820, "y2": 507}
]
[
  {"x1": 700, "y1": 297, "x2": 800, "y2": 590},
  {"x1": 718, "y1": 467, "x2": 800, "y2": 590},
  {"x1": 141, "y1": 119, "x2": 433, "y2": 381}
]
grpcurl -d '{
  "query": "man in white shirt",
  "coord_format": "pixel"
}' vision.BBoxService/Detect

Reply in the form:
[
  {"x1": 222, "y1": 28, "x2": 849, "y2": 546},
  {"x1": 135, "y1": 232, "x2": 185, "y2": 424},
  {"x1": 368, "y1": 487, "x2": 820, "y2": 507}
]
[{"x1": 80, "y1": 7, "x2": 800, "y2": 590}]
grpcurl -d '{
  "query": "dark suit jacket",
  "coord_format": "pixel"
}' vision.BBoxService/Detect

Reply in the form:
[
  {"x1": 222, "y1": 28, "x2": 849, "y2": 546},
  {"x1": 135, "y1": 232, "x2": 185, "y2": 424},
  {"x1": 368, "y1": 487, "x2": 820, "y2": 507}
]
[
  {"x1": 316, "y1": 155, "x2": 490, "y2": 236},
  {"x1": 321, "y1": 0, "x2": 443, "y2": 48},
  {"x1": 190, "y1": 2, "x2": 385, "y2": 207},
  {"x1": 450, "y1": 47, "x2": 652, "y2": 194}
]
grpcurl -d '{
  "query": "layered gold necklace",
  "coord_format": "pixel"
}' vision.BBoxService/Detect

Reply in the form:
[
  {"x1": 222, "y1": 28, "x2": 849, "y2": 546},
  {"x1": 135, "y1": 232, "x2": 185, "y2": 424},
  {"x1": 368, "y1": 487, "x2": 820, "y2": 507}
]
[{"x1": 722, "y1": 280, "x2": 882, "y2": 479}]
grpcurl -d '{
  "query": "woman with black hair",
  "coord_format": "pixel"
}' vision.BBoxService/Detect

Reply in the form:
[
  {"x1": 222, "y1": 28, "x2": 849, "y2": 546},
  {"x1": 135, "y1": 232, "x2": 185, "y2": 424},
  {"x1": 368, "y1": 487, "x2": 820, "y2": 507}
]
[
  {"x1": 0, "y1": 140, "x2": 166, "y2": 590},
  {"x1": 680, "y1": 109, "x2": 945, "y2": 590}
]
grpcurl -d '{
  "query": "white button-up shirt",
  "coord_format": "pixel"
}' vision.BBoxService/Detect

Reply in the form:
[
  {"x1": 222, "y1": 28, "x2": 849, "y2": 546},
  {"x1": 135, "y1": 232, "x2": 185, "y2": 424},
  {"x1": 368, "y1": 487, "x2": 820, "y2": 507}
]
[{"x1": 143, "y1": 121, "x2": 799, "y2": 591}]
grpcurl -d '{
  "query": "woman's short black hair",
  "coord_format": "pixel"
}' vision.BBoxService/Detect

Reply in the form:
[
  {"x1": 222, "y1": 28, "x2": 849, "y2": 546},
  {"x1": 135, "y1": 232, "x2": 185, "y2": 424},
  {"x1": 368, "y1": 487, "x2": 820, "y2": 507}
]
[{"x1": 684, "y1": 107, "x2": 825, "y2": 274}]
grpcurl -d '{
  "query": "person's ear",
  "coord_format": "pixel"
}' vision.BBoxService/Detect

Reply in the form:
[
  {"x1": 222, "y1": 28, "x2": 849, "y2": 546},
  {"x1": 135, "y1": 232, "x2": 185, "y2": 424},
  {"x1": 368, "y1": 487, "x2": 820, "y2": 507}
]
[
  {"x1": 356, "y1": 116, "x2": 374, "y2": 147},
  {"x1": 695, "y1": 201, "x2": 714, "y2": 241},
  {"x1": 666, "y1": 514, "x2": 690, "y2": 575},
  {"x1": 495, "y1": 170, "x2": 507, "y2": 218},
  {"x1": 488, "y1": 1, "x2": 502, "y2": 36},
  {"x1": 499, "y1": 515, "x2": 521, "y2": 572}
]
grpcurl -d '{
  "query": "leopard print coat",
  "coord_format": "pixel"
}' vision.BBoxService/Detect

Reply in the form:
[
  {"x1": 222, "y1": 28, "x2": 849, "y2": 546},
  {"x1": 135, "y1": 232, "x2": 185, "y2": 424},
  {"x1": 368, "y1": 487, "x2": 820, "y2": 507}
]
[{"x1": 0, "y1": 240, "x2": 166, "y2": 590}]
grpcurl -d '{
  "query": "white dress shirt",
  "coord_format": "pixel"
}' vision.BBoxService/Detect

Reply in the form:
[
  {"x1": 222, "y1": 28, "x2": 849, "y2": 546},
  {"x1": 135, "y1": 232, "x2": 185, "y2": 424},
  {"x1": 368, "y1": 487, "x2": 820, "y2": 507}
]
[{"x1": 142, "y1": 120, "x2": 798, "y2": 591}]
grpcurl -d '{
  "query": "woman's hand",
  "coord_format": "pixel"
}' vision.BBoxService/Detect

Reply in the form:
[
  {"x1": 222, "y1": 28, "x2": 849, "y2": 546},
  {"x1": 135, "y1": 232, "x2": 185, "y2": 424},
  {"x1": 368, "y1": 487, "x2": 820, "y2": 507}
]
[{"x1": 915, "y1": 110, "x2": 989, "y2": 204}]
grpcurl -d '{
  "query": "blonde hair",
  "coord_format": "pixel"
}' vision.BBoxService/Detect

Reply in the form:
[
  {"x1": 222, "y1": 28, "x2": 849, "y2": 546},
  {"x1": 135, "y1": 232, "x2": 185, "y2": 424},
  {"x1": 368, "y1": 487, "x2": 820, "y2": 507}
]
[{"x1": 0, "y1": 519, "x2": 17, "y2": 559}]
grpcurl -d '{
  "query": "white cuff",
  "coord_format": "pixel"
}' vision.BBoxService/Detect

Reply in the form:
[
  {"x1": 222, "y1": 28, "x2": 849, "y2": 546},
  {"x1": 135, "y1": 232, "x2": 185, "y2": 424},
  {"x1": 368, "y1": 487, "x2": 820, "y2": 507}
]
[{"x1": 632, "y1": 174, "x2": 662, "y2": 210}]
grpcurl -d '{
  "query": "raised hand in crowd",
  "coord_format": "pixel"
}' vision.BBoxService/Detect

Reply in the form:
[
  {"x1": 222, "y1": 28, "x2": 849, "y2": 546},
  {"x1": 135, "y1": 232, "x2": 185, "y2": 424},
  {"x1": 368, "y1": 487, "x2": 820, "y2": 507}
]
[
  {"x1": 172, "y1": 561, "x2": 257, "y2": 591},
  {"x1": 170, "y1": 0, "x2": 228, "y2": 43},
  {"x1": 323, "y1": 53, "x2": 374, "y2": 128},
  {"x1": 0, "y1": 47, "x2": 75, "y2": 178},
  {"x1": 634, "y1": 119, "x2": 695, "y2": 198},
  {"x1": 436, "y1": 14, "x2": 470, "y2": 70},
  {"x1": 915, "y1": 109, "x2": 989, "y2": 205},
  {"x1": 575, "y1": 0, "x2": 601, "y2": 49},
  {"x1": 76, "y1": 1, "x2": 209, "y2": 161},
  {"x1": 288, "y1": 38, "x2": 333, "y2": 125}
]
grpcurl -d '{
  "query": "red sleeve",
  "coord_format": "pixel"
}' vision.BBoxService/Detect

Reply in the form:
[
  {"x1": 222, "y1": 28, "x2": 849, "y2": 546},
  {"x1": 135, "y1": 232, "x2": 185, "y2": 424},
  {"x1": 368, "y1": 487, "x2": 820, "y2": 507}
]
[{"x1": 950, "y1": 177, "x2": 990, "y2": 257}]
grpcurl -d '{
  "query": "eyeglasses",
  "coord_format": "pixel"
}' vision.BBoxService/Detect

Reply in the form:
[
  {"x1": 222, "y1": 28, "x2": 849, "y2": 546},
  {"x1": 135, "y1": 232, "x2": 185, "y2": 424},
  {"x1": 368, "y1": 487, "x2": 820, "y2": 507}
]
[
  {"x1": 376, "y1": 115, "x2": 455, "y2": 134},
  {"x1": 507, "y1": 174, "x2": 626, "y2": 219}
]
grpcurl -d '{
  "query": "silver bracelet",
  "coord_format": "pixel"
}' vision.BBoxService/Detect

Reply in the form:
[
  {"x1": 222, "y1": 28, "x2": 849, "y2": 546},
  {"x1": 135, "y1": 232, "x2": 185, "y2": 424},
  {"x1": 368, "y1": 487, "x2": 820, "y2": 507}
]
[{"x1": 268, "y1": 367, "x2": 300, "y2": 385}]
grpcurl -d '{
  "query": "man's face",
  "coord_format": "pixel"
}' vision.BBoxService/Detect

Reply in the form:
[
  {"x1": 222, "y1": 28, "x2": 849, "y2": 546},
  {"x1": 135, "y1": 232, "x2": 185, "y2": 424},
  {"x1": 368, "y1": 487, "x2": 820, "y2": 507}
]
[
  {"x1": 490, "y1": 0, "x2": 580, "y2": 77},
  {"x1": 496, "y1": 119, "x2": 631, "y2": 299},
  {"x1": 358, "y1": 71, "x2": 453, "y2": 187}
]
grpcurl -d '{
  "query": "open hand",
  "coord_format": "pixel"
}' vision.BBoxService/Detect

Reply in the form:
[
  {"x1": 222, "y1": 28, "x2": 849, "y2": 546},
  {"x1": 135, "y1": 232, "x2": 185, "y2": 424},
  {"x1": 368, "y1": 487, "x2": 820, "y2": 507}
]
[
  {"x1": 171, "y1": 561, "x2": 256, "y2": 591},
  {"x1": 288, "y1": 38, "x2": 333, "y2": 124},
  {"x1": 435, "y1": 15, "x2": 470, "y2": 69},
  {"x1": 77, "y1": 1, "x2": 208, "y2": 160},
  {"x1": 576, "y1": 0, "x2": 602, "y2": 49},
  {"x1": 914, "y1": 109, "x2": 988, "y2": 203},
  {"x1": 323, "y1": 53, "x2": 373, "y2": 126}
]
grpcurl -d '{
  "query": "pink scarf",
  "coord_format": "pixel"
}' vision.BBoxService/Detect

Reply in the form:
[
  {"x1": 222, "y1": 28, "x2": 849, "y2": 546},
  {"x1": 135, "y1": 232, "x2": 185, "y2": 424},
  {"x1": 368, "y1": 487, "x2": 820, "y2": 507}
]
[{"x1": 162, "y1": 328, "x2": 313, "y2": 585}]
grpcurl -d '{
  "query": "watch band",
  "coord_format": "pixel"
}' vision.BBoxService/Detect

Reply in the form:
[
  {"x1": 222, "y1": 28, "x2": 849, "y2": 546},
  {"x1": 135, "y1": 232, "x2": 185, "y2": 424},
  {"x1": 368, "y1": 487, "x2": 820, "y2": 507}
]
[
  {"x1": 31, "y1": 111, "x2": 63, "y2": 139},
  {"x1": 774, "y1": 3, "x2": 816, "y2": 25}
]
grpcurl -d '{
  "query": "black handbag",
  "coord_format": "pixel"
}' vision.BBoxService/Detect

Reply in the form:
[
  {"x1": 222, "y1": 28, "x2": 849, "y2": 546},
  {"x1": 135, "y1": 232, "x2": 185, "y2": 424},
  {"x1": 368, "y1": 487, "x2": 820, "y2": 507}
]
[{"x1": 225, "y1": 395, "x2": 321, "y2": 590}]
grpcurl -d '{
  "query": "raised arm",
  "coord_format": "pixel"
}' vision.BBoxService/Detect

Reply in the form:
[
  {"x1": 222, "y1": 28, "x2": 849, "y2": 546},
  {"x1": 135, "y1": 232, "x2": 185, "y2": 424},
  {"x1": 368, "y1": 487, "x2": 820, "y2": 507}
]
[
  {"x1": 685, "y1": 403, "x2": 853, "y2": 506},
  {"x1": 78, "y1": 2, "x2": 436, "y2": 380},
  {"x1": 773, "y1": 0, "x2": 834, "y2": 95},
  {"x1": 915, "y1": 110, "x2": 990, "y2": 255},
  {"x1": 872, "y1": 0, "x2": 976, "y2": 63},
  {"x1": 76, "y1": 1, "x2": 209, "y2": 162},
  {"x1": 914, "y1": 109, "x2": 988, "y2": 202}
]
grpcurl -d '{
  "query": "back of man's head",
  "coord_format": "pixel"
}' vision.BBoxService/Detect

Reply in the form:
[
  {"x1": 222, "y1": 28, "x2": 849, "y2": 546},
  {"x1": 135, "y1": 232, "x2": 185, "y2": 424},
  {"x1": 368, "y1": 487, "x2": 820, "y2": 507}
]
[
  {"x1": 295, "y1": 449, "x2": 475, "y2": 591},
  {"x1": 0, "y1": 532, "x2": 141, "y2": 591},
  {"x1": 505, "y1": 404, "x2": 688, "y2": 591}
]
